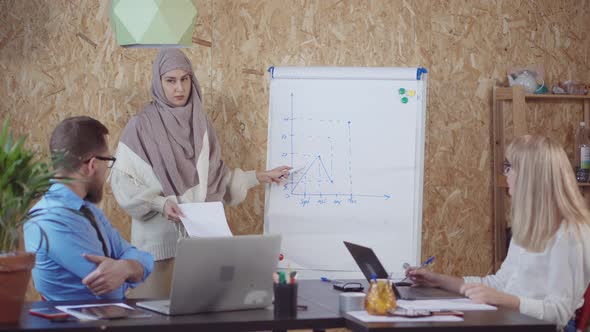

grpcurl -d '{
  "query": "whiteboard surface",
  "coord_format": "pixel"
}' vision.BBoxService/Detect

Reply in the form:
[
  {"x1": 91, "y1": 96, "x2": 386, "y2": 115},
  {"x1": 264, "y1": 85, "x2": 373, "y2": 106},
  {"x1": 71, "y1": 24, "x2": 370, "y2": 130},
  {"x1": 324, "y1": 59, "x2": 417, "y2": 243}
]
[{"x1": 264, "y1": 67, "x2": 427, "y2": 279}]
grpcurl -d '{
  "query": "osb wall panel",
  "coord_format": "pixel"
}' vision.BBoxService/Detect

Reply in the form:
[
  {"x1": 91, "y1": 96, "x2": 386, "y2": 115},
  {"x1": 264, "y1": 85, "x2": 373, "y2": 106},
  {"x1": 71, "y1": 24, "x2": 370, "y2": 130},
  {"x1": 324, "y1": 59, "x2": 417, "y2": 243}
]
[
  {"x1": 212, "y1": 0, "x2": 431, "y2": 235},
  {"x1": 0, "y1": 0, "x2": 212, "y2": 300},
  {"x1": 215, "y1": 0, "x2": 590, "y2": 280},
  {"x1": 0, "y1": 0, "x2": 212, "y2": 242},
  {"x1": 1, "y1": 1, "x2": 589, "y2": 303},
  {"x1": 424, "y1": 0, "x2": 590, "y2": 276}
]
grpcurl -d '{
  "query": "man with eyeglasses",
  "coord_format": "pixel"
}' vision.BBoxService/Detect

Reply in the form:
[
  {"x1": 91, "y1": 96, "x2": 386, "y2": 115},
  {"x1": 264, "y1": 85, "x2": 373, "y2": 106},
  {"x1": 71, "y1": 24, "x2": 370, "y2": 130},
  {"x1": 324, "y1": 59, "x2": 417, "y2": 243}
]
[{"x1": 24, "y1": 116, "x2": 153, "y2": 300}]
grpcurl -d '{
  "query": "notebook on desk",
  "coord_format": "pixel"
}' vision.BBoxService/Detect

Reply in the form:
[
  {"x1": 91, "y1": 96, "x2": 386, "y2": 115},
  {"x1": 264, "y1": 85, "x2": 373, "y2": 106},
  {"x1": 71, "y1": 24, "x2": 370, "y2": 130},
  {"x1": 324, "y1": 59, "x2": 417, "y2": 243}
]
[
  {"x1": 137, "y1": 234, "x2": 281, "y2": 315},
  {"x1": 343, "y1": 241, "x2": 463, "y2": 300}
]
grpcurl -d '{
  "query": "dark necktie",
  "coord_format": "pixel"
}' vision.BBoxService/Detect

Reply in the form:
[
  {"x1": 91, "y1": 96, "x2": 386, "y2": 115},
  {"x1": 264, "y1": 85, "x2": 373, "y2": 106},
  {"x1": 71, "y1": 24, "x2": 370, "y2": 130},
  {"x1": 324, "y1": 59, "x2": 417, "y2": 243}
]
[{"x1": 80, "y1": 205, "x2": 109, "y2": 257}]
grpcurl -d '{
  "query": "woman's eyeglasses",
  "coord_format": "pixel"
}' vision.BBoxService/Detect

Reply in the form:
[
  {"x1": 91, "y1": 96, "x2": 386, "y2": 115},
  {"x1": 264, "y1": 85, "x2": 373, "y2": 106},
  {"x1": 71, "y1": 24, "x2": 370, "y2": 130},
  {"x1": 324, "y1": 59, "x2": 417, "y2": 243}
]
[
  {"x1": 503, "y1": 159, "x2": 511, "y2": 175},
  {"x1": 84, "y1": 156, "x2": 117, "y2": 168}
]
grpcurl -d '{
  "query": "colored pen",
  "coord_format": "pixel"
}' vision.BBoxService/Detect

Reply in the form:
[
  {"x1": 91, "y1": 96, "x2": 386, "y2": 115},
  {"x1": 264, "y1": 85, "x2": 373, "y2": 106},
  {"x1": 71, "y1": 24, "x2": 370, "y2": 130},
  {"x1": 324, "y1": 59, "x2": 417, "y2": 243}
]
[
  {"x1": 419, "y1": 256, "x2": 435, "y2": 268},
  {"x1": 403, "y1": 255, "x2": 435, "y2": 270},
  {"x1": 321, "y1": 277, "x2": 344, "y2": 284}
]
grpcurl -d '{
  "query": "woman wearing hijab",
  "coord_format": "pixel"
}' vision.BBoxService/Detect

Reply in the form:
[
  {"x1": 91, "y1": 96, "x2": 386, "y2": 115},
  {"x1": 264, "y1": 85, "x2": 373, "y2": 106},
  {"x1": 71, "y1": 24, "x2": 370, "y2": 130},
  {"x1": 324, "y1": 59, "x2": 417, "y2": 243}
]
[{"x1": 110, "y1": 49, "x2": 290, "y2": 298}]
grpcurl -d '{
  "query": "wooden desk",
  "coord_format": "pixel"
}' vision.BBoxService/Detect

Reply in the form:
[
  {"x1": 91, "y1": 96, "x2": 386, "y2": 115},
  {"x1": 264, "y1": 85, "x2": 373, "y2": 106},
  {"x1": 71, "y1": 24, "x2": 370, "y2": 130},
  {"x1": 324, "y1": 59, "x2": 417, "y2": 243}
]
[{"x1": 1, "y1": 280, "x2": 555, "y2": 332}]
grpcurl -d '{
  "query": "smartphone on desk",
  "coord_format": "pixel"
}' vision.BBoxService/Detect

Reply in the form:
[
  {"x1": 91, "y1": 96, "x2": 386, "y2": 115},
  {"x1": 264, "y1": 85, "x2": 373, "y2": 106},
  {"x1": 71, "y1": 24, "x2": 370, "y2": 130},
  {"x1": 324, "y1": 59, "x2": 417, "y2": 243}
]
[
  {"x1": 387, "y1": 307, "x2": 432, "y2": 318},
  {"x1": 29, "y1": 308, "x2": 69, "y2": 319},
  {"x1": 387, "y1": 307, "x2": 464, "y2": 318},
  {"x1": 333, "y1": 282, "x2": 364, "y2": 292}
]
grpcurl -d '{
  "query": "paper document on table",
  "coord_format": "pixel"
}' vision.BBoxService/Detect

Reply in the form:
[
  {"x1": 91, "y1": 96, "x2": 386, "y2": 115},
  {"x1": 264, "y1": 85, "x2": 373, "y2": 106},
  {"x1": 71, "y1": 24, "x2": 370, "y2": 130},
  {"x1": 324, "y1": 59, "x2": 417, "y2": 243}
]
[
  {"x1": 347, "y1": 310, "x2": 463, "y2": 323},
  {"x1": 179, "y1": 202, "x2": 233, "y2": 237},
  {"x1": 55, "y1": 303, "x2": 151, "y2": 320},
  {"x1": 397, "y1": 298, "x2": 497, "y2": 311}
]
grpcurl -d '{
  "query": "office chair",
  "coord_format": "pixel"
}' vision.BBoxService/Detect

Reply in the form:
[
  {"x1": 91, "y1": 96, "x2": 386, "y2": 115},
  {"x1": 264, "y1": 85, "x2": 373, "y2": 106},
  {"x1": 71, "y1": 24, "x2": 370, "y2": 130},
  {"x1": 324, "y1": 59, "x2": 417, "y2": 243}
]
[{"x1": 576, "y1": 285, "x2": 590, "y2": 332}]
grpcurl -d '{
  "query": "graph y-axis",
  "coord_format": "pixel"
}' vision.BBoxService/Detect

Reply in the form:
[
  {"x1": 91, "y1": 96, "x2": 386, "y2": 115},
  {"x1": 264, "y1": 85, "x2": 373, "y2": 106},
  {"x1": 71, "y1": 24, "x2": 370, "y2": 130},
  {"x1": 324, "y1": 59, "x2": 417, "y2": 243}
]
[
  {"x1": 348, "y1": 121, "x2": 353, "y2": 199},
  {"x1": 290, "y1": 92, "x2": 294, "y2": 191}
]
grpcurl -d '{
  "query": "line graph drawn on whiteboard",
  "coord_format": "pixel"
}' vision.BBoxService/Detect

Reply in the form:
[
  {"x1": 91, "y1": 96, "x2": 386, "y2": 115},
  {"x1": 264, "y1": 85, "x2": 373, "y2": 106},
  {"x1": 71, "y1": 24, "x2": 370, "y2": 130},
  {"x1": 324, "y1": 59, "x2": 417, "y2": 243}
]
[{"x1": 277, "y1": 92, "x2": 392, "y2": 208}]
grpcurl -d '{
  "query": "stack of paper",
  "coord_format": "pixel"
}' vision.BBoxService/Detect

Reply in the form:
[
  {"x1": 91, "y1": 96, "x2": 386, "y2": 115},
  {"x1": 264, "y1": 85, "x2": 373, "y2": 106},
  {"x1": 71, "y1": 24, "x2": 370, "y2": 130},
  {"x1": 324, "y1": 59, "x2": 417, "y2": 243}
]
[
  {"x1": 179, "y1": 202, "x2": 233, "y2": 237},
  {"x1": 346, "y1": 299, "x2": 496, "y2": 323},
  {"x1": 55, "y1": 303, "x2": 151, "y2": 320},
  {"x1": 347, "y1": 310, "x2": 463, "y2": 323},
  {"x1": 396, "y1": 299, "x2": 497, "y2": 311}
]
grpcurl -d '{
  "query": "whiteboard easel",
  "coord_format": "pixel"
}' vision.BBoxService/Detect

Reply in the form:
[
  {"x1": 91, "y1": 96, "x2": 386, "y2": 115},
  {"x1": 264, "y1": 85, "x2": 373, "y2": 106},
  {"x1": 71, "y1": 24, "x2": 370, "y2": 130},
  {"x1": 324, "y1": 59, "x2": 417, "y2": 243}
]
[{"x1": 264, "y1": 67, "x2": 427, "y2": 279}]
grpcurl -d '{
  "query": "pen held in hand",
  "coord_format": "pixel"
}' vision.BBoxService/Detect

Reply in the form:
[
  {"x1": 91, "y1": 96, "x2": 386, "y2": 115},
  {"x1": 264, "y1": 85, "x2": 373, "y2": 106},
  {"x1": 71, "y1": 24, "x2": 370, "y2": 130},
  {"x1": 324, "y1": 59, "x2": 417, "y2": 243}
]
[
  {"x1": 419, "y1": 256, "x2": 435, "y2": 268},
  {"x1": 400, "y1": 256, "x2": 435, "y2": 283},
  {"x1": 404, "y1": 255, "x2": 435, "y2": 271}
]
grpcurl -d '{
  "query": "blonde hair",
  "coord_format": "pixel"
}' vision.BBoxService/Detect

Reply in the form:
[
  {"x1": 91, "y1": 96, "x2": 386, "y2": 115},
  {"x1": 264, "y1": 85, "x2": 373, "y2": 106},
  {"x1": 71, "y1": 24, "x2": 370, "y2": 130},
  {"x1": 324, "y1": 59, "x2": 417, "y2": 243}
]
[{"x1": 506, "y1": 135, "x2": 590, "y2": 252}]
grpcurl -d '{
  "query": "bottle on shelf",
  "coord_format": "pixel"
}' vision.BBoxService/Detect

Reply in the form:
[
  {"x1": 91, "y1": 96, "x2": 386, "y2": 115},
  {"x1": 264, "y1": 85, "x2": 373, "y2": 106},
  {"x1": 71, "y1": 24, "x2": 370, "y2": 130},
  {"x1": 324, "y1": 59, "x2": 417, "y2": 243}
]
[{"x1": 574, "y1": 122, "x2": 590, "y2": 182}]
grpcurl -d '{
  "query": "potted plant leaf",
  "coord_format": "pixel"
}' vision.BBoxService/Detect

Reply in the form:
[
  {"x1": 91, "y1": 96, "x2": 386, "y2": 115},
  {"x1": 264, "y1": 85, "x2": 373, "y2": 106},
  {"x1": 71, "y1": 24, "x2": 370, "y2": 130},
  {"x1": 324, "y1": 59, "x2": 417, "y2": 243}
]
[{"x1": 0, "y1": 118, "x2": 56, "y2": 324}]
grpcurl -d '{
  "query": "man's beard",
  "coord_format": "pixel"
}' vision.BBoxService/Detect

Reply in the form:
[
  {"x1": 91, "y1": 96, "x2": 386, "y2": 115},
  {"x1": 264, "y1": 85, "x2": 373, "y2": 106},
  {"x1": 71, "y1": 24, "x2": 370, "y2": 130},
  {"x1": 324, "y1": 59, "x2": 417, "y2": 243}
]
[{"x1": 85, "y1": 179, "x2": 104, "y2": 204}]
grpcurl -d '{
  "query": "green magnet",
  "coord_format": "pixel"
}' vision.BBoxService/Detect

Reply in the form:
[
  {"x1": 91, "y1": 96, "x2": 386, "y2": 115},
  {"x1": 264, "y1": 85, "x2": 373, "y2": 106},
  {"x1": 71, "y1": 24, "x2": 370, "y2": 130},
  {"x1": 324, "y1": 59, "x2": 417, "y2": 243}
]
[
  {"x1": 401, "y1": 97, "x2": 409, "y2": 104},
  {"x1": 398, "y1": 88, "x2": 406, "y2": 95}
]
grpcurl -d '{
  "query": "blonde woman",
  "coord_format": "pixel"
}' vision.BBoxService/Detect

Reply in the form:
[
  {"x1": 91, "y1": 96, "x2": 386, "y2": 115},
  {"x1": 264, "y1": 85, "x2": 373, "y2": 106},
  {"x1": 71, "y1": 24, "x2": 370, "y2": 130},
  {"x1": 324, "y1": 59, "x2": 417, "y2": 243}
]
[{"x1": 407, "y1": 135, "x2": 590, "y2": 331}]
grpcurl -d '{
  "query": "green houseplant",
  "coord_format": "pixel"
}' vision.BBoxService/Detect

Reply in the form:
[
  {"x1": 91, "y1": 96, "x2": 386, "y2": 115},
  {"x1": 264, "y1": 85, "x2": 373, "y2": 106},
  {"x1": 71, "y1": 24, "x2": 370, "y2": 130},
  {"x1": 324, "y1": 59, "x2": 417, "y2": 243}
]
[{"x1": 0, "y1": 118, "x2": 56, "y2": 324}]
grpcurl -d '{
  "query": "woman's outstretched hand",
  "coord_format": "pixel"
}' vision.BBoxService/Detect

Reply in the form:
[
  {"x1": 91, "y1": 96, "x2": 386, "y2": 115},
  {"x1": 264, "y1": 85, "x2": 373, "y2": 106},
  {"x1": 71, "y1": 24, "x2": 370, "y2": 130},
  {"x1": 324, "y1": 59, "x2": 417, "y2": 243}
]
[
  {"x1": 460, "y1": 283, "x2": 520, "y2": 310},
  {"x1": 256, "y1": 166, "x2": 292, "y2": 184}
]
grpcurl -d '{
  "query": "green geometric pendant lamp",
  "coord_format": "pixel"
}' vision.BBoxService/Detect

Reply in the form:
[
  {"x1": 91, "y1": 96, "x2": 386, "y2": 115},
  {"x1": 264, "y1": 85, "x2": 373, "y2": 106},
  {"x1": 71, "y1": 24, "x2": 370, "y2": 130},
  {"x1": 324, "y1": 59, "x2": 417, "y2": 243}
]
[{"x1": 109, "y1": 0, "x2": 197, "y2": 48}]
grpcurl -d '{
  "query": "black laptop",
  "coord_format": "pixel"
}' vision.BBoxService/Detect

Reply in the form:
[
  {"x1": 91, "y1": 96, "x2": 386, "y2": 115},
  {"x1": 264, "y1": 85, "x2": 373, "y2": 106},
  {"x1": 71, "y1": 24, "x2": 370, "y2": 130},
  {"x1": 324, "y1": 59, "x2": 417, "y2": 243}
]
[{"x1": 343, "y1": 241, "x2": 463, "y2": 300}]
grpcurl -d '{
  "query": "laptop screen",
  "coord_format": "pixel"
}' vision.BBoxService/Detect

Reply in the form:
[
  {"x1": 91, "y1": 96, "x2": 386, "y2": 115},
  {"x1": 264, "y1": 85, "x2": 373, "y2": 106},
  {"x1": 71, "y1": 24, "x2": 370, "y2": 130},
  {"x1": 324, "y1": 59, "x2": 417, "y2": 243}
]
[
  {"x1": 343, "y1": 241, "x2": 389, "y2": 280},
  {"x1": 343, "y1": 241, "x2": 402, "y2": 299}
]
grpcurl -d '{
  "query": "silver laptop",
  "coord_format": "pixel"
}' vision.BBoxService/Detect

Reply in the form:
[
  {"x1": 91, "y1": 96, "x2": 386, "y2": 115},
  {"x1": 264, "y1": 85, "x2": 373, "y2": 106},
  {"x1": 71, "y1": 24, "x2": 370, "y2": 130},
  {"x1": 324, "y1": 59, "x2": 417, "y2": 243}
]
[
  {"x1": 137, "y1": 234, "x2": 281, "y2": 315},
  {"x1": 343, "y1": 241, "x2": 463, "y2": 300}
]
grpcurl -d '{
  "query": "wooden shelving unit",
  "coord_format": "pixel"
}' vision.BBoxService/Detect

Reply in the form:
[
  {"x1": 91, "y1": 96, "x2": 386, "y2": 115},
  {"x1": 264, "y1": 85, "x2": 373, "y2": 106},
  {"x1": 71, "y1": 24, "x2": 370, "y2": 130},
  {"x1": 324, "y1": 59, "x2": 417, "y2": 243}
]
[{"x1": 492, "y1": 86, "x2": 590, "y2": 271}]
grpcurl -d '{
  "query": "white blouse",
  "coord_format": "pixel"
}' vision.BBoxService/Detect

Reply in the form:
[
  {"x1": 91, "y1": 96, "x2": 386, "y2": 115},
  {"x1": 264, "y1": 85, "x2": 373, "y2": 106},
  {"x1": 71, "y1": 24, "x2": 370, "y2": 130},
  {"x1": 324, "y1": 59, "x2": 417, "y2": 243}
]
[{"x1": 464, "y1": 222, "x2": 590, "y2": 328}]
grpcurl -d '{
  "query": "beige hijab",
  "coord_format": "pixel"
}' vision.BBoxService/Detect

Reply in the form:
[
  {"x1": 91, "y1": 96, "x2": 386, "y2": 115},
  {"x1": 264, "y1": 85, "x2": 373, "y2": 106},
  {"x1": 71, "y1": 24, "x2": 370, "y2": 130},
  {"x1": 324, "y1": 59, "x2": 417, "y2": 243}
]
[{"x1": 119, "y1": 49, "x2": 229, "y2": 200}]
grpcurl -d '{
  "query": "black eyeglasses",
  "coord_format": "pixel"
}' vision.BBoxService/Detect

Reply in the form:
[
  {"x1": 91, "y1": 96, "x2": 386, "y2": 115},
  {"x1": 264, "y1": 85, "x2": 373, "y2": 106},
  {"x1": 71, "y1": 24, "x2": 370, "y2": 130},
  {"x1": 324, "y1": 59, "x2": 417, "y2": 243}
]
[
  {"x1": 503, "y1": 159, "x2": 511, "y2": 175},
  {"x1": 84, "y1": 156, "x2": 117, "y2": 168}
]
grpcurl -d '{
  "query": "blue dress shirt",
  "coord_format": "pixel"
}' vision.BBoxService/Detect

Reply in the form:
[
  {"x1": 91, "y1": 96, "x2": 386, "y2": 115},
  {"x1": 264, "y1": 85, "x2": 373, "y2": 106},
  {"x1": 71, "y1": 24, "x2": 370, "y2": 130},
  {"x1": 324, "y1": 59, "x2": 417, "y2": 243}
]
[{"x1": 24, "y1": 183, "x2": 154, "y2": 301}]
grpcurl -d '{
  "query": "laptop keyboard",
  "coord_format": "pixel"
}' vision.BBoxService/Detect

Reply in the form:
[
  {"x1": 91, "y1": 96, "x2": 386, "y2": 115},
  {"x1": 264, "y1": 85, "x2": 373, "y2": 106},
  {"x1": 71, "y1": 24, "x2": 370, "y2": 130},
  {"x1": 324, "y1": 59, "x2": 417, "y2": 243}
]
[
  {"x1": 400, "y1": 286, "x2": 462, "y2": 299},
  {"x1": 405, "y1": 287, "x2": 431, "y2": 296}
]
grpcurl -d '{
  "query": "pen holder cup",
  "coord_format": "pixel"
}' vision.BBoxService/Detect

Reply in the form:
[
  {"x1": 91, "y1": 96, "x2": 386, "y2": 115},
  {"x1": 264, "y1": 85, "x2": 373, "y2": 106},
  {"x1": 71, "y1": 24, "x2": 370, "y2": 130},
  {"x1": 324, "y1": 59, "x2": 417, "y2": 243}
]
[
  {"x1": 365, "y1": 279, "x2": 397, "y2": 315},
  {"x1": 274, "y1": 283, "x2": 298, "y2": 318}
]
